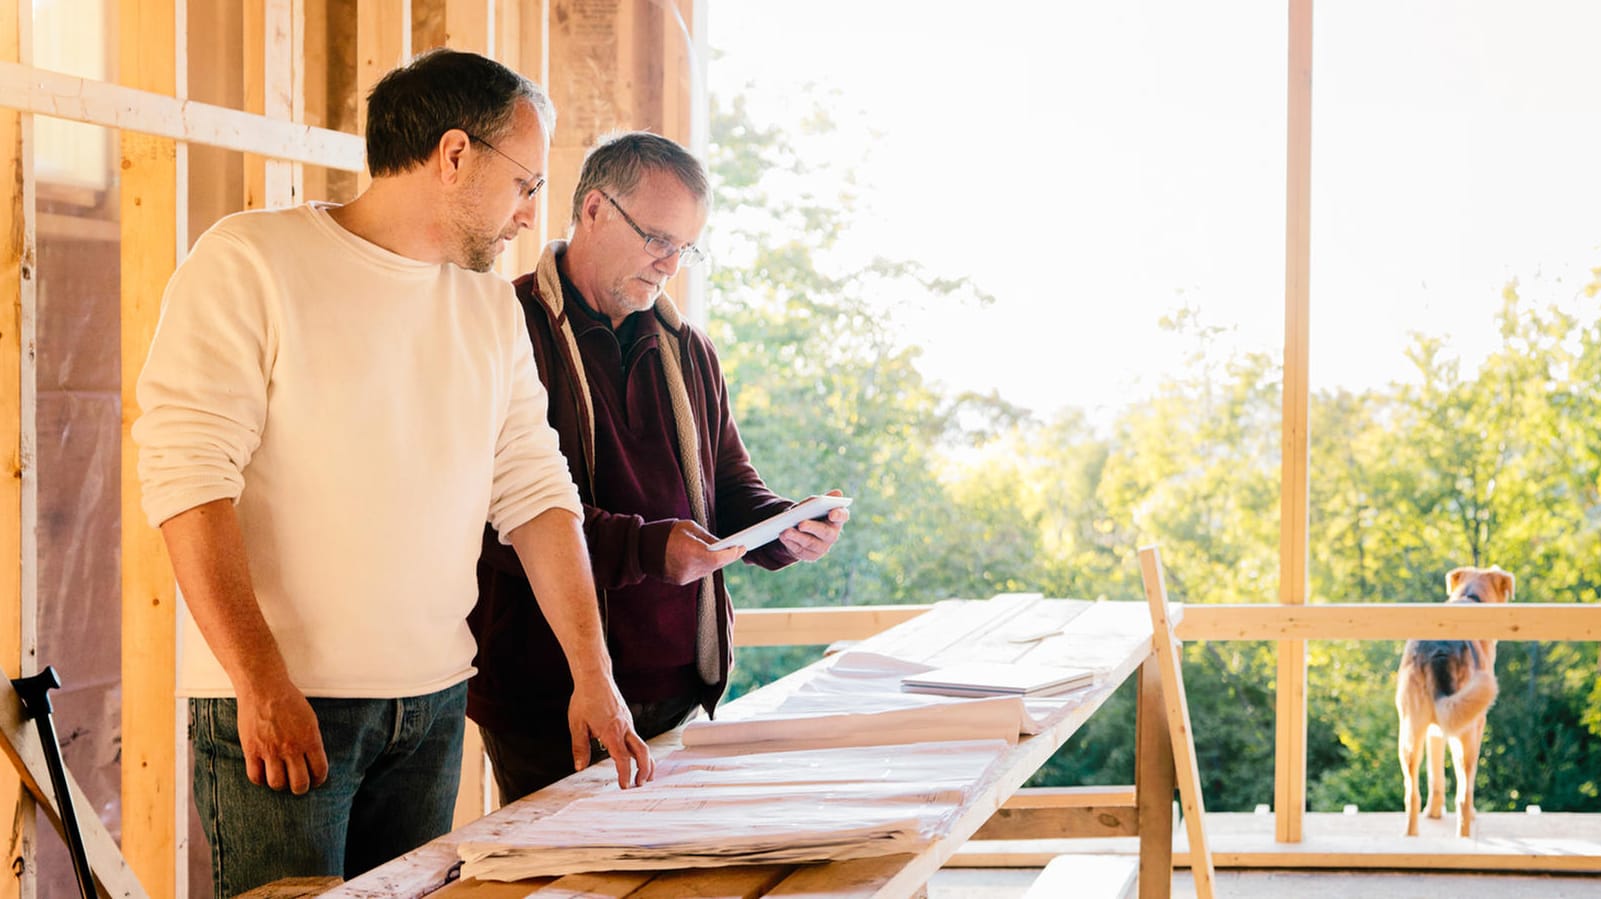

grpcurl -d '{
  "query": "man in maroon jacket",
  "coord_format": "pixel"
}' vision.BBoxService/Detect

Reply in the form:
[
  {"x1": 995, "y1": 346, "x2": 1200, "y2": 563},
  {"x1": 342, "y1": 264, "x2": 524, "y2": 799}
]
[{"x1": 468, "y1": 131, "x2": 850, "y2": 802}]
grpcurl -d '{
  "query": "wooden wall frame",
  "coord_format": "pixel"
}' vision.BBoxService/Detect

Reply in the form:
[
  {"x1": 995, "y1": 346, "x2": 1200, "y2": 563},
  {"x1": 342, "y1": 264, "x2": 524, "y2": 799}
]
[{"x1": 1, "y1": 1, "x2": 38, "y2": 893}]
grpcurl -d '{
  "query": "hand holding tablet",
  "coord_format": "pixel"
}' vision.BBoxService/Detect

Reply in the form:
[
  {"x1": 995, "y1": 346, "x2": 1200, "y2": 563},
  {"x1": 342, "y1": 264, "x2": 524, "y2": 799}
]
[{"x1": 708, "y1": 495, "x2": 853, "y2": 552}]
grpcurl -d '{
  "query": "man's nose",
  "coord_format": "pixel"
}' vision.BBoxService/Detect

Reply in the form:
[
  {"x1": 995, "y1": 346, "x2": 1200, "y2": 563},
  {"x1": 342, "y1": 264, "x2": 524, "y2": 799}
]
[
  {"x1": 512, "y1": 196, "x2": 539, "y2": 230},
  {"x1": 651, "y1": 249, "x2": 683, "y2": 277}
]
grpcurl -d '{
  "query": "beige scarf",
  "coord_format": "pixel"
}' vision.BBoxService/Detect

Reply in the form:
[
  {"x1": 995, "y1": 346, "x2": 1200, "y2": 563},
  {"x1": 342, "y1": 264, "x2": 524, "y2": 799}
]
[{"x1": 534, "y1": 242, "x2": 721, "y2": 685}]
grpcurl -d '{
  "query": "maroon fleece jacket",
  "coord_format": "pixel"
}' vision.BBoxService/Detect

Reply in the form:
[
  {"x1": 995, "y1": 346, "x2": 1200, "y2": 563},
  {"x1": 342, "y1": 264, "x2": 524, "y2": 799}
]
[{"x1": 467, "y1": 261, "x2": 796, "y2": 734}]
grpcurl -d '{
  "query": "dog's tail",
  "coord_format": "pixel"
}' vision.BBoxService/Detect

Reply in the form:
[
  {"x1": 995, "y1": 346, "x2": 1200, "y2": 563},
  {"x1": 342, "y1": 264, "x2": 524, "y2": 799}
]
[{"x1": 1435, "y1": 668, "x2": 1498, "y2": 734}]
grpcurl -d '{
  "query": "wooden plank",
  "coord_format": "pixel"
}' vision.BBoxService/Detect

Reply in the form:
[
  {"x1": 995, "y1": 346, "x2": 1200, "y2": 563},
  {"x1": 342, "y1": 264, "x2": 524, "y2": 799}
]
[
  {"x1": 951, "y1": 811, "x2": 1601, "y2": 872},
  {"x1": 0, "y1": 60, "x2": 364, "y2": 170},
  {"x1": 355, "y1": 0, "x2": 412, "y2": 192},
  {"x1": 1277, "y1": 0, "x2": 1314, "y2": 848},
  {"x1": 246, "y1": 0, "x2": 302, "y2": 209},
  {"x1": 0, "y1": 669, "x2": 150, "y2": 897},
  {"x1": 1134, "y1": 659, "x2": 1174, "y2": 899},
  {"x1": 734, "y1": 605, "x2": 933, "y2": 647},
  {"x1": 1175, "y1": 603, "x2": 1601, "y2": 641},
  {"x1": 1003, "y1": 786, "x2": 1139, "y2": 809},
  {"x1": 301, "y1": 0, "x2": 328, "y2": 202},
  {"x1": 1023, "y1": 855, "x2": 1136, "y2": 899},
  {"x1": 1139, "y1": 548, "x2": 1214, "y2": 898},
  {"x1": 508, "y1": 0, "x2": 549, "y2": 272},
  {"x1": 625, "y1": 864, "x2": 789, "y2": 898},
  {"x1": 236, "y1": 876, "x2": 344, "y2": 898},
  {"x1": 444, "y1": 0, "x2": 493, "y2": 55},
  {"x1": 453, "y1": 723, "x2": 487, "y2": 827},
  {"x1": 118, "y1": 2, "x2": 183, "y2": 895},
  {"x1": 973, "y1": 804, "x2": 1139, "y2": 841},
  {"x1": 0, "y1": 0, "x2": 34, "y2": 893}
]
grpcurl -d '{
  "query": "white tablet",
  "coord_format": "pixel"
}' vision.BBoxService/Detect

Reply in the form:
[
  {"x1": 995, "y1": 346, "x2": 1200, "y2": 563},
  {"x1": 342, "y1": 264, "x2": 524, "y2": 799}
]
[{"x1": 708, "y1": 495, "x2": 852, "y2": 551}]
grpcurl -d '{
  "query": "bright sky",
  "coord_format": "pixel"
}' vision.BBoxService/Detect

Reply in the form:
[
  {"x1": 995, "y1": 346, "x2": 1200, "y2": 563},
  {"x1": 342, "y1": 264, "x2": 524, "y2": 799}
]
[{"x1": 707, "y1": 0, "x2": 1601, "y2": 423}]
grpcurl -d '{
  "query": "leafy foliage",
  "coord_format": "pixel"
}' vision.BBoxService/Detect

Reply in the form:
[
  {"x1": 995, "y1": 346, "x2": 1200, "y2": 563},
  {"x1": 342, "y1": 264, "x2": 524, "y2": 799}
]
[{"x1": 705, "y1": 88, "x2": 1601, "y2": 812}]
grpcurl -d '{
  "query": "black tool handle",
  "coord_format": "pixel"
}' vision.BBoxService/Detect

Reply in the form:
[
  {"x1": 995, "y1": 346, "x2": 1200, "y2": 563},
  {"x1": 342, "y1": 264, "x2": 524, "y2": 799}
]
[{"x1": 13, "y1": 667, "x2": 97, "y2": 899}]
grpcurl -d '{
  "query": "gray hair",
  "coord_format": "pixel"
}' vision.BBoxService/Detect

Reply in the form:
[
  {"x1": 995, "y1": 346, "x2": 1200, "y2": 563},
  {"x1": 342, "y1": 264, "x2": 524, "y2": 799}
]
[{"x1": 570, "y1": 131, "x2": 708, "y2": 225}]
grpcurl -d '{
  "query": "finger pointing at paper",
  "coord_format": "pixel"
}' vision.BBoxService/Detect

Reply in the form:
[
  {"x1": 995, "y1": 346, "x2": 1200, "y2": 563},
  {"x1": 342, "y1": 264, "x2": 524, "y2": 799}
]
[{"x1": 777, "y1": 489, "x2": 851, "y2": 562}]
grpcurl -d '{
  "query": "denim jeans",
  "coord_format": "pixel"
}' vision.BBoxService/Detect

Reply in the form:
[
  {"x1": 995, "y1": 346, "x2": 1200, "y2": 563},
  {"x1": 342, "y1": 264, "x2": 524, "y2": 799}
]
[
  {"x1": 190, "y1": 682, "x2": 467, "y2": 898},
  {"x1": 479, "y1": 692, "x2": 700, "y2": 804}
]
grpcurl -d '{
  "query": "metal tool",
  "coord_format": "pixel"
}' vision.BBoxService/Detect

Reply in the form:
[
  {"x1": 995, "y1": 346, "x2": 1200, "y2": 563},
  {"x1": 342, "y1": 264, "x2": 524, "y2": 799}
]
[{"x1": 12, "y1": 666, "x2": 96, "y2": 899}]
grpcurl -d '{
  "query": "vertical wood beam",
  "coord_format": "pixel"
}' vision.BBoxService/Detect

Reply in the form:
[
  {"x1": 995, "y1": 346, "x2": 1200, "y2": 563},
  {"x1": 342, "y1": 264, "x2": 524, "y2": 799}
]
[
  {"x1": 1134, "y1": 659, "x2": 1174, "y2": 899},
  {"x1": 301, "y1": 0, "x2": 328, "y2": 202},
  {"x1": 1276, "y1": 0, "x2": 1313, "y2": 845},
  {"x1": 0, "y1": 0, "x2": 36, "y2": 892},
  {"x1": 547, "y1": 0, "x2": 694, "y2": 233},
  {"x1": 512, "y1": 0, "x2": 549, "y2": 272},
  {"x1": 444, "y1": 0, "x2": 492, "y2": 55},
  {"x1": 355, "y1": 0, "x2": 411, "y2": 192},
  {"x1": 119, "y1": 1, "x2": 181, "y2": 895},
  {"x1": 246, "y1": 0, "x2": 302, "y2": 209}
]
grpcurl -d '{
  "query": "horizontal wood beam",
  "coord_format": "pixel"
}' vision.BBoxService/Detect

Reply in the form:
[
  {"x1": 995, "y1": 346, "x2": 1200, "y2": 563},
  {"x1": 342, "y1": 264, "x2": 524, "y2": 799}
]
[
  {"x1": 1004, "y1": 786, "x2": 1139, "y2": 809},
  {"x1": 0, "y1": 59, "x2": 362, "y2": 170},
  {"x1": 974, "y1": 787, "x2": 1141, "y2": 841},
  {"x1": 734, "y1": 602, "x2": 1601, "y2": 649},
  {"x1": 1176, "y1": 603, "x2": 1601, "y2": 642},
  {"x1": 733, "y1": 605, "x2": 932, "y2": 647}
]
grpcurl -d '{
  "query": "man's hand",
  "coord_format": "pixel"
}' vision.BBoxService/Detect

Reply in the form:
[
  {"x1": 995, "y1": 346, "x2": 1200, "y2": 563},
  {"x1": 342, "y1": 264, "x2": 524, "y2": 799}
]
[
  {"x1": 662, "y1": 520, "x2": 745, "y2": 585},
  {"x1": 236, "y1": 680, "x2": 329, "y2": 795},
  {"x1": 777, "y1": 489, "x2": 851, "y2": 561},
  {"x1": 568, "y1": 674, "x2": 654, "y2": 789}
]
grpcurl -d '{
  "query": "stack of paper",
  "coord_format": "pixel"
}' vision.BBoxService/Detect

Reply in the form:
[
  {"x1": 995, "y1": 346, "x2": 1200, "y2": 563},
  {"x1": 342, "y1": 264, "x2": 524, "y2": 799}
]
[
  {"x1": 457, "y1": 740, "x2": 1009, "y2": 880},
  {"x1": 900, "y1": 661, "x2": 1097, "y2": 697},
  {"x1": 678, "y1": 650, "x2": 1103, "y2": 750}
]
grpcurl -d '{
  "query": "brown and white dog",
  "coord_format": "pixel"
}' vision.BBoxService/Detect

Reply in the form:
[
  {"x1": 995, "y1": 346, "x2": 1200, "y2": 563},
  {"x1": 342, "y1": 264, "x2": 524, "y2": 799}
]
[{"x1": 1396, "y1": 565, "x2": 1512, "y2": 837}]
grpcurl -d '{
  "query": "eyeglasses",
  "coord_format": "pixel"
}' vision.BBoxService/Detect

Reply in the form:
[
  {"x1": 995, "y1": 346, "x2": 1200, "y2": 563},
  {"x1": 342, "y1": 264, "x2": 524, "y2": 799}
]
[
  {"x1": 598, "y1": 189, "x2": 707, "y2": 268},
  {"x1": 466, "y1": 132, "x2": 546, "y2": 201}
]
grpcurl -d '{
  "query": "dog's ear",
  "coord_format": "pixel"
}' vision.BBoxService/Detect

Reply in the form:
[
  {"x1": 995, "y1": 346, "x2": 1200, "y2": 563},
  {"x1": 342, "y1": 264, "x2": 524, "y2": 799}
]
[
  {"x1": 1487, "y1": 567, "x2": 1515, "y2": 602},
  {"x1": 1446, "y1": 567, "x2": 1473, "y2": 594}
]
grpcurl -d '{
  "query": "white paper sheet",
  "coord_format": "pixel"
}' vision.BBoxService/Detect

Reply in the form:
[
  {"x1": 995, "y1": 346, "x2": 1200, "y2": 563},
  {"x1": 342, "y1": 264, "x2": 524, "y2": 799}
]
[
  {"x1": 678, "y1": 650, "x2": 1101, "y2": 749},
  {"x1": 458, "y1": 740, "x2": 1010, "y2": 880}
]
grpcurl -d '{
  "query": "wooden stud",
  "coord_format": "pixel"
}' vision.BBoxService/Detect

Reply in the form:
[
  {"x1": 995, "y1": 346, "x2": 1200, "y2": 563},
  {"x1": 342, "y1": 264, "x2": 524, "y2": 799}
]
[
  {"x1": 355, "y1": 0, "x2": 412, "y2": 192},
  {"x1": 444, "y1": 0, "x2": 493, "y2": 55},
  {"x1": 246, "y1": 0, "x2": 302, "y2": 209},
  {"x1": 300, "y1": 0, "x2": 328, "y2": 202},
  {"x1": 118, "y1": 1, "x2": 182, "y2": 895},
  {"x1": 0, "y1": 60, "x2": 363, "y2": 169},
  {"x1": 0, "y1": 0, "x2": 35, "y2": 893},
  {"x1": 1277, "y1": 0, "x2": 1314, "y2": 847},
  {"x1": 1140, "y1": 546, "x2": 1216, "y2": 898},
  {"x1": 1133, "y1": 657, "x2": 1174, "y2": 898}
]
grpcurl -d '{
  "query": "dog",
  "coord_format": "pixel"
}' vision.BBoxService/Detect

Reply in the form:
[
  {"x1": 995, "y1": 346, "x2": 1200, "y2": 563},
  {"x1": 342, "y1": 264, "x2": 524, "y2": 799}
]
[{"x1": 1395, "y1": 565, "x2": 1512, "y2": 837}]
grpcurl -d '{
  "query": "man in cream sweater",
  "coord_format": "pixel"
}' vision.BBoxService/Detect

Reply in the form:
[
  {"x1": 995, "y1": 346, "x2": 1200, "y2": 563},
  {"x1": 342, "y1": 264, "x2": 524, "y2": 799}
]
[{"x1": 133, "y1": 49, "x2": 650, "y2": 895}]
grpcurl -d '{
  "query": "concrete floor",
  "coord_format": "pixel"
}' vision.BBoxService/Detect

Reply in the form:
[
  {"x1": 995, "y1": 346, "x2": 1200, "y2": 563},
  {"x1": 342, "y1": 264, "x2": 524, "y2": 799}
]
[{"x1": 928, "y1": 868, "x2": 1601, "y2": 898}]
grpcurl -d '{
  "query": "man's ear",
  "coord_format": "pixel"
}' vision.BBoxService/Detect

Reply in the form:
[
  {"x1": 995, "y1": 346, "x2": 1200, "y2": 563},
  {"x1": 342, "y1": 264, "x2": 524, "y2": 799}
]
[
  {"x1": 436, "y1": 128, "x2": 472, "y2": 184},
  {"x1": 575, "y1": 188, "x2": 605, "y2": 228}
]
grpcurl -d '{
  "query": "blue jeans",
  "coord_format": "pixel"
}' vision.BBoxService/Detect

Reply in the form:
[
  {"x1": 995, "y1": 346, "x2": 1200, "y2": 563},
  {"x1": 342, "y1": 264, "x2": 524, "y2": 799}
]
[{"x1": 190, "y1": 683, "x2": 467, "y2": 897}]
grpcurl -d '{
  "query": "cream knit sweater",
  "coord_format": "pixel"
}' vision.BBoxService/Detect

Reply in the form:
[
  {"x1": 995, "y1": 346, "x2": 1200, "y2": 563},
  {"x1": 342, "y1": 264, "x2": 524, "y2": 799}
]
[{"x1": 134, "y1": 204, "x2": 582, "y2": 698}]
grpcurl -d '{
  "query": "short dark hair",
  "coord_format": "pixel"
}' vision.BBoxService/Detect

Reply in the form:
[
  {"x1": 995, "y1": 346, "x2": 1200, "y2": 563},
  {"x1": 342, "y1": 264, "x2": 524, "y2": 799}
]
[
  {"x1": 571, "y1": 131, "x2": 709, "y2": 225},
  {"x1": 363, "y1": 48, "x2": 555, "y2": 178}
]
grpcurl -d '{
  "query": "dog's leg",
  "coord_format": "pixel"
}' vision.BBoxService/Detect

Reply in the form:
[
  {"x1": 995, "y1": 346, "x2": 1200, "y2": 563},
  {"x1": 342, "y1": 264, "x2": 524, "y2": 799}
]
[
  {"x1": 1399, "y1": 719, "x2": 1427, "y2": 836},
  {"x1": 1426, "y1": 728, "x2": 1446, "y2": 819},
  {"x1": 1452, "y1": 724, "x2": 1484, "y2": 837}
]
